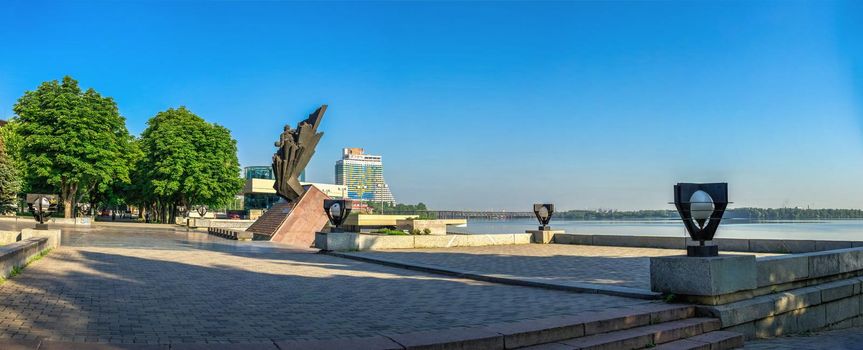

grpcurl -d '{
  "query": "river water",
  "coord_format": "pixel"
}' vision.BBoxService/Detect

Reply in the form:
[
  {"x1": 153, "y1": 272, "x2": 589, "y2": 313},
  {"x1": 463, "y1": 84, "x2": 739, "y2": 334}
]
[{"x1": 448, "y1": 218, "x2": 863, "y2": 241}]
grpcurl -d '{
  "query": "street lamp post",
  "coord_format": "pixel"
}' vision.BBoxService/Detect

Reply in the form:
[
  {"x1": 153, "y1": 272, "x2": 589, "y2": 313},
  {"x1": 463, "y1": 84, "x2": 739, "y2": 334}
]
[{"x1": 673, "y1": 183, "x2": 729, "y2": 257}]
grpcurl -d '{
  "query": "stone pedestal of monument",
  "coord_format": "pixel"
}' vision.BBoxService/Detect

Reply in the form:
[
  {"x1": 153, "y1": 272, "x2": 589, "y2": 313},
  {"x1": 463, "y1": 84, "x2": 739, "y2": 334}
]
[
  {"x1": 245, "y1": 185, "x2": 330, "y2": 247},
  {"x1": 525, "y1": 229, "x2": 564, "y2": 244},
  {"x1": 650, "y1": 254, "x2": 756, "y2": 297}
]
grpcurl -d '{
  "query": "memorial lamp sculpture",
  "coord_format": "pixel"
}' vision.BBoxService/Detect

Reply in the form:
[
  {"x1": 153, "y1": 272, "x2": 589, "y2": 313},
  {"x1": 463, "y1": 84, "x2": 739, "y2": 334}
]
[
  {"x1": 324, "y1": 199, "x2": 352, "y2": 233},
  {"x1": 28, "y1": 195, "x2": 56, "y2": 229},
  {"x1": 196, "y1": 205, "x2": 208, "y2": 218},
  {"x1": 672, "y1": 183, "x2": 729, "y2": 257},
  {"x1": 78, "y1": 203, "x2": 91, "y2": 216},
  {"x1": 533, "y1": 203, "x2": 555, "y2": 231}
]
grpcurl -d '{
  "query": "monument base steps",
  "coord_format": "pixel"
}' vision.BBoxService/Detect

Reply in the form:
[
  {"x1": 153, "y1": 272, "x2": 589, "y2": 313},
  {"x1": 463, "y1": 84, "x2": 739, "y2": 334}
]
[
  {"x1": 519, "y1": 316, "x2": 742, "y2": 350},
  {"x1": 244, "y1": 185, "x2": 330, "y2": 247}
]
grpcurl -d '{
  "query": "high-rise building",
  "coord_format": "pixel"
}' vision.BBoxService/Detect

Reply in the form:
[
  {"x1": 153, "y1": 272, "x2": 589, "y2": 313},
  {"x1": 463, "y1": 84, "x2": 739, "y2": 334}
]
[{"x1": 335, "y1": 148, "x2": 395, "y2": 204}]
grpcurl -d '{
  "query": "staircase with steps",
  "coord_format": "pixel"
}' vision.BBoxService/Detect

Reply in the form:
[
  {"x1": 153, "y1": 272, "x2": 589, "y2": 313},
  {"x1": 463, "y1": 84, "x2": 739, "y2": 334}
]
[{"x1": 509, "y1": 304, "x2": 744, "y2": 350}]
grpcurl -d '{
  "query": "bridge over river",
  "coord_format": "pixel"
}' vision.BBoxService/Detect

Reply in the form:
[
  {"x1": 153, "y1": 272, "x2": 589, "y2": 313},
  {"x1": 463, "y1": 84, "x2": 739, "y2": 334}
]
[{"x1": 380, "y1": 210, "x2": 535, "y2": 220}]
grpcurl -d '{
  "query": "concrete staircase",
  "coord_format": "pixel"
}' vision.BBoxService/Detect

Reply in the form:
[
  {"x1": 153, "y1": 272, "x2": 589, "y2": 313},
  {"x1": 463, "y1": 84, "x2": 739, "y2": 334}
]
[{"x1": 517, "y1": 304, "x2": 743, "y2": 350}]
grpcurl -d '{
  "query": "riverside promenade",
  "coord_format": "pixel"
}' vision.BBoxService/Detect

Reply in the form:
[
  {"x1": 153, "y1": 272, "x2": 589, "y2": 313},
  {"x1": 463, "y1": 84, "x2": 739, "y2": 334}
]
[
  {"x1": 0, "y1": 224, "x2": 859, "y2": 349},
  {"x1": 333, "y1": 244, "x2": 773, "y2": 293},
  {"x1": 0, "y1": 226, "x2": 657, "y2": 347}
]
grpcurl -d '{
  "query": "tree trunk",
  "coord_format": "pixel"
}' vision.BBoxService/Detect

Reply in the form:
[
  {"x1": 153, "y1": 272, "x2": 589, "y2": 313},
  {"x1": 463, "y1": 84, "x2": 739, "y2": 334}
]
[
  {"x1": 160, "y1": 201, "x2": 168, "y2": 224},
  {"x1": 61, "y1": 181, "x2": 78, "y2": 219},
  {"x1": 63, "y1": 197, "x2": 73, "y2": 219}
]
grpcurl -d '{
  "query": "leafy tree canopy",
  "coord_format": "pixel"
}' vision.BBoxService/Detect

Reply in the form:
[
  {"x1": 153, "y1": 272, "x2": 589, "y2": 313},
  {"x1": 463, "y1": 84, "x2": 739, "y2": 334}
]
[
  {"x1": 137, "y1": 107, "x2": 243, "y2": 216},
  {"x1": 11, "y1": 76, "x2": 134, "y2": 218},
  {"x1": 0, "y1": 125, "x2": 21, "y2": 214}
]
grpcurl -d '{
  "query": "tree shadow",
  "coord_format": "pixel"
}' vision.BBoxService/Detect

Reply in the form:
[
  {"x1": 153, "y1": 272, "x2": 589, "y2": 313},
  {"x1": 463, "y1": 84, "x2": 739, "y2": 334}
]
[{"x1": 346, "y1": 247, "x2": 675, "y2": 290}]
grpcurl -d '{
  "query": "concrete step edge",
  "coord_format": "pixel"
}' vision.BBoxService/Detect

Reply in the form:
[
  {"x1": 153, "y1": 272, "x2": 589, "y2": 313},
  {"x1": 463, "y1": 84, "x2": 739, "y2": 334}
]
[
  {"x1": 482, "y1": 304, "x2": 695, "y2": 348},
  {"x1": 652, "y1": 330, "x2": 745, "y2": 350},
  {"x1": 326, "y1": 251, "x2": 661, "y2": 300},
  {"x1": 530, "y1": 317, "x2": 721, "y2": 350}
]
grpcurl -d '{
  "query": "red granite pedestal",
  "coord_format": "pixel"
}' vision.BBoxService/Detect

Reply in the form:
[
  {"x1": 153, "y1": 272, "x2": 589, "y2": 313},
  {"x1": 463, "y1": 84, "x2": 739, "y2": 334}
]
[{"x1": 245, "y1": 185, "x2": 331, "y2": 247}]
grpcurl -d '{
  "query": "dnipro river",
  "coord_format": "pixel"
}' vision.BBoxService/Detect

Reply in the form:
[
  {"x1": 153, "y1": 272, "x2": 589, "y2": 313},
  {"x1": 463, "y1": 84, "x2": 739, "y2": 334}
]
[{"x1": 448, "y1": 218, "x2": 863, "y2": 241}]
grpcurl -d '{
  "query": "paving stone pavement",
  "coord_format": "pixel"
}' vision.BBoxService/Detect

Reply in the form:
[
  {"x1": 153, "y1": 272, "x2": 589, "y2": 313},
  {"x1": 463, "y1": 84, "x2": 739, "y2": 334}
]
[
  {"x1": 351, "y1": 244, "x2": 774, "y2": 290},
  {"x1": 744, "y1": 327, "x2": 863, "y2": 349},
  {"x1": 0, "y1": 227, "x2": 654, "y2": 344}
]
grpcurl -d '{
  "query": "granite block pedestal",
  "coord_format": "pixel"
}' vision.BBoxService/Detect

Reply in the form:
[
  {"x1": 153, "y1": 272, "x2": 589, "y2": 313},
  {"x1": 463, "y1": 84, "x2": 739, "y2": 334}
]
[
  {"x1": 526, "y1": 229, "x2": 564, "y2": 244},
  {"x1": 650, "y1": 254, "x2": 757, "y2": 296}
]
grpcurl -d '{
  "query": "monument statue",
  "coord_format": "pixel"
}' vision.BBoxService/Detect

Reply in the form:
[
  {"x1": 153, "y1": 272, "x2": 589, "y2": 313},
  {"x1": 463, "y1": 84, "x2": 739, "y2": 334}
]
[{"x1": 272, "y1": 105, "x2": 326, "y2": 202}]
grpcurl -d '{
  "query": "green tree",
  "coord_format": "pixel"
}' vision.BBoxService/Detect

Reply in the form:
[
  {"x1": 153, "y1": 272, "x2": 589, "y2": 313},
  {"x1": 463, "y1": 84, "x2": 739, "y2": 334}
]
[
  {"x1": 0, "y1": 125, "x2": 22, "y2": 214},
  {"x1": 137, "y1": 107, "x2": 243, "y2": 223},
  {"x1": 11, "y1": 76, "x2": 134, "y2": 218}
]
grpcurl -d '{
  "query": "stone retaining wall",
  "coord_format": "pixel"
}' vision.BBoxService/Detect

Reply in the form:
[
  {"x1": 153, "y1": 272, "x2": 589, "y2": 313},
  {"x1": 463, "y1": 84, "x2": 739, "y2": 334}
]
[
  {"x1": 0, "y1": 229, "x2": 60, "y2": 279},
  {"x1": 0, "y1": 230, "x2": 20, "y2": 245},
  {"x1": 47, "y1": 217, "x2": 91, "y2": 226},
  {"x1": 191, "y1": 218, "x2": 255, "y2": 229},
  {"x1": 316, "y1": 232, "x2": 532, "y2": 251},
  {"x1": 686, "y1": 247, "x2": 863, "y2": 339},
  {"x1": 704, "y1": 276, "x2": 863, "y2": 339},
  {"x1": 554, "y1": 233, "x2": 863, "y2": 254}
]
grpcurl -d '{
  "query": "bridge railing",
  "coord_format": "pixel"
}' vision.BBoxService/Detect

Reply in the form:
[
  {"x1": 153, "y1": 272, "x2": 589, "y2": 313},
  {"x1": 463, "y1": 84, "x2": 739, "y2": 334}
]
[{"x1": 373, "y1": 210, "x2": 534, "y2": 220}]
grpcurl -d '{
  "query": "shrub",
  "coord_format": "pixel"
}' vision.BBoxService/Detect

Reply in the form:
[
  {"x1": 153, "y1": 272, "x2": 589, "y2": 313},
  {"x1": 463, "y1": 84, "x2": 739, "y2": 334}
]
[
  {"x1": 372, "y1": 228, "x2": 408, "y2": 235},
  {"x1": 422, "y1": 228, "x2": 432, "y2": 235},
  {"x1": 410, "y1": 228, "x2": 421, "y2": 235}
]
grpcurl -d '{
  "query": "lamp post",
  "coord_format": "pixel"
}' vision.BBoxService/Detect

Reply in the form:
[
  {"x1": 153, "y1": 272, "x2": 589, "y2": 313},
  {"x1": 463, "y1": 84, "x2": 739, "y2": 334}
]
[
  {"x1": 533, "y1": 203, "x2": 554, "y2": 230},
  {"x1": 673, "y1": 183, "x2": 729, "y2": 257},
  {"x1": 324, "y1": 199, "x2": 352, "y2": 233}
]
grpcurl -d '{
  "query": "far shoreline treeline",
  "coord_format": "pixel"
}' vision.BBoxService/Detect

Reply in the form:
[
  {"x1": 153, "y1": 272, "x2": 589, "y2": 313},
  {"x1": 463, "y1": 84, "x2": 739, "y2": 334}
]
[
  {"x1": 369, "y1": 203, "x2": 863, "y2": 220},
  {"x1": 555, "y1": 208, "x2": 863, "y2": 220}
]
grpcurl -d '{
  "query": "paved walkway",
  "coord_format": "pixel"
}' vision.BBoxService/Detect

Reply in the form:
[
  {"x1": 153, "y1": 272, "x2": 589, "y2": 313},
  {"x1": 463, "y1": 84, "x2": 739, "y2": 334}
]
[
  {"x1": 349, "y1": 244, "x2": 774, "y2": 291},
  {"x1": 745, "y1": 327, "x2": 863, "y2": 349},
  {"x1": 0, "y1": 227, "x2": 654, "y2": 345}
]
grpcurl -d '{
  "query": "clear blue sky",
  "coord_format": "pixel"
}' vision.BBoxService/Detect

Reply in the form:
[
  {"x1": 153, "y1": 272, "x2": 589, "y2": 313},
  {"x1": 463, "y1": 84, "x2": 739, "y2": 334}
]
[{"x1": 1, "y1": 1, "x2": 861, "y2": 210}]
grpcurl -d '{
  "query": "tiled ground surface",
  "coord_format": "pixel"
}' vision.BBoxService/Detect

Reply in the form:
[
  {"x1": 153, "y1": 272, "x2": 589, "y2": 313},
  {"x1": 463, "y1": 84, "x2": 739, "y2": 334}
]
[
  {"x1": 351, "y1": 244, "x2": 774, "y2": 290},
  {"x1": 745, "y1": 327, "x2": 863, "y2": 349},
  {"x1": 0, "y1": 228, "x2": 653, "y2": 344}
]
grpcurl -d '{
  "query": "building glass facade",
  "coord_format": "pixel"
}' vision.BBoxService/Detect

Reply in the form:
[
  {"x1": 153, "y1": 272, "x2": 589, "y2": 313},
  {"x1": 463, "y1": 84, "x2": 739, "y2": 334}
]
[
  {"x1": 245, "y1": 166, "x2": 273, "y2": 180},
  {"x1": 335, "y1": 148, "x2": 395, "y2": 204},
  {"x1": 244, "y1": 166, "x2": 304, "y2": 182}
]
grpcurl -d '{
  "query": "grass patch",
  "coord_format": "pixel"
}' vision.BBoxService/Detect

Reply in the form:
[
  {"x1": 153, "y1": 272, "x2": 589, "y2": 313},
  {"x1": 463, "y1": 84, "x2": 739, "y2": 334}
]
[
  {"x1": 663, "y1": 293, "x2": 677, "y2": 303},
  {"x1": 372, "y1": 229, "x2": 409, "y2": 235}
]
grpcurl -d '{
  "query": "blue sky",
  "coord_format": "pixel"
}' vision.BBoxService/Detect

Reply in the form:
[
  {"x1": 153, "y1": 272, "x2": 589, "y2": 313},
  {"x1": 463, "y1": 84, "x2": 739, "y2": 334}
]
[{"x1": 1, "y1": 1, "x2": 861, "y2": 210}]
